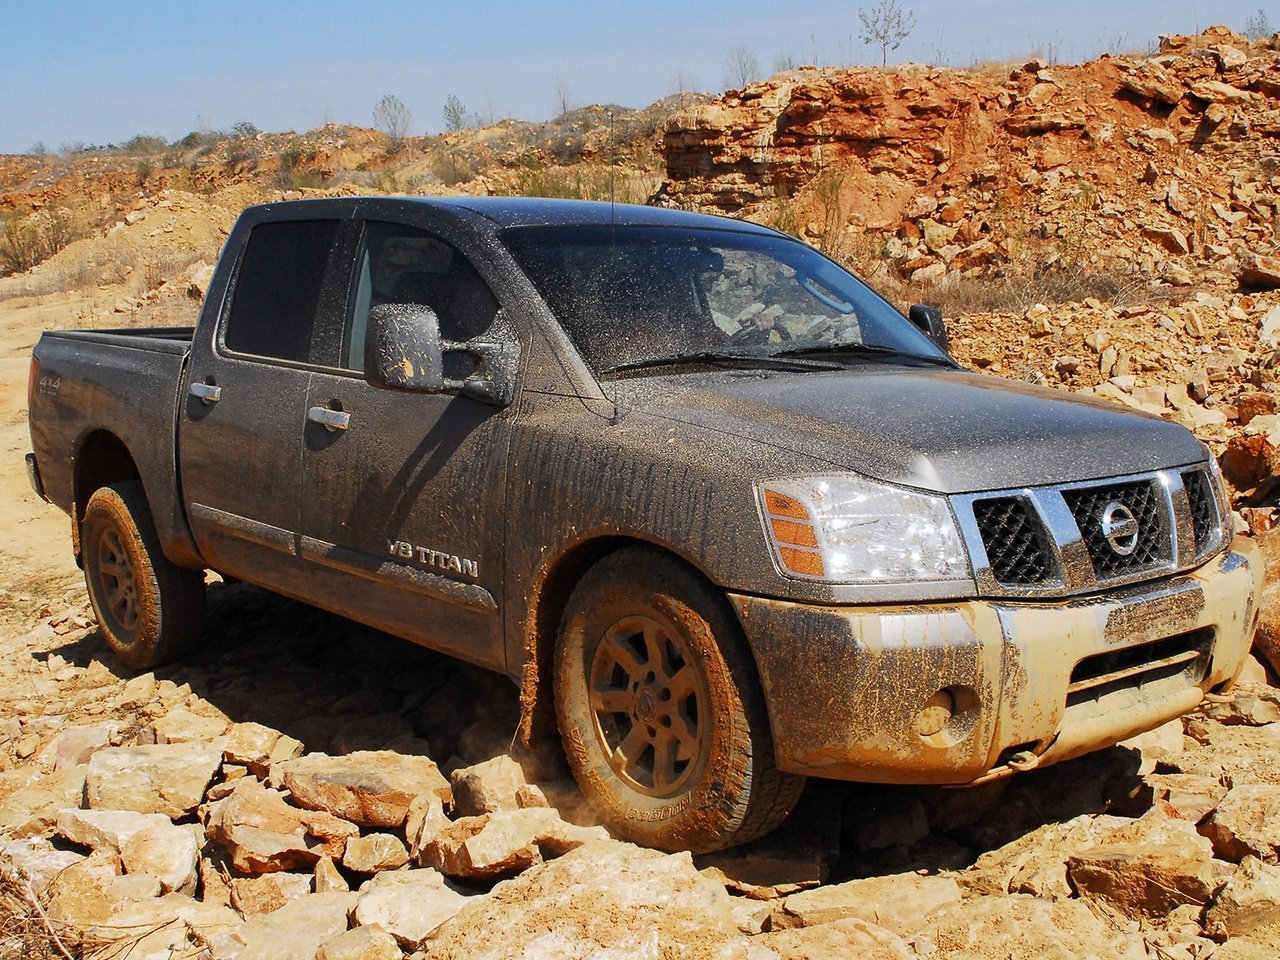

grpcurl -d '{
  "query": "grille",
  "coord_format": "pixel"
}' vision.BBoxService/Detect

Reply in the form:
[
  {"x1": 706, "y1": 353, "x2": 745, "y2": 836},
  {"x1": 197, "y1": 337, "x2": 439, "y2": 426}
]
[
  {"x1": 1182, "y1": 469, "x2": 1219, "y2": 557},
  {"x1": 972, "y1": 497, "x2": 1053, "y2": 585},
  {"x1": 1066, "y1": 627, "x2": 1213, "y2": 707},
  {"x1": 1063, "y1": 479, "x2": 1168, "y2": 578}
]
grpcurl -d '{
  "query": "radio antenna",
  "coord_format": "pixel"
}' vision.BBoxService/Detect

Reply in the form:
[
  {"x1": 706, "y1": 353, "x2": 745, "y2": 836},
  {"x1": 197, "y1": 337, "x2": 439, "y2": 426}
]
[{"x1": 608, "y1": 110, "x2": 616, "y2": 223}]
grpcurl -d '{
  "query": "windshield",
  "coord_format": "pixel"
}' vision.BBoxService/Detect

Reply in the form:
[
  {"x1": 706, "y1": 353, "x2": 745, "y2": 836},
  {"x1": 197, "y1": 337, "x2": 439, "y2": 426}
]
[{"x1": 502, "y1": 224, "x2": 947, "y2": 375}]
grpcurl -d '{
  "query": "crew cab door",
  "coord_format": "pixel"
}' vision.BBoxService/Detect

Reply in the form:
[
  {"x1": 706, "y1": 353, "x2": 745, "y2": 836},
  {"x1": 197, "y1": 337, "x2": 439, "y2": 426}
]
[
  {"x1": 297, "y1": 219, "x2": 514, "y2": 671},
  {"x1": 179, "y1": 217, "x2": 355, "y2": 599}
]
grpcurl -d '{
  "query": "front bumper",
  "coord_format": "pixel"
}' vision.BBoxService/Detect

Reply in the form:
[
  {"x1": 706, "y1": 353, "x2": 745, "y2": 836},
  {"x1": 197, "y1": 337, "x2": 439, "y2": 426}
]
[{"x1": 729, "y1": 538, "x2": 1262, "y2": 784}]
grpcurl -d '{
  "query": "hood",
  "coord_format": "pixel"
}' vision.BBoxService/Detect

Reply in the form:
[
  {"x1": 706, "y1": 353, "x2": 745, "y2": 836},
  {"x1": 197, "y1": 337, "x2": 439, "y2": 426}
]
[{"x1": 611, "y1": 364, "x2": 1206, "y2": 494}]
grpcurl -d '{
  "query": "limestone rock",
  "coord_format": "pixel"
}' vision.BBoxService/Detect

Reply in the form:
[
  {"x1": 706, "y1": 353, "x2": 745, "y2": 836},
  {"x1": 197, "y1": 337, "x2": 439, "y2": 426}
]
[
  {"x1": 1066, "y1": 840, "x2": 1220, "y2": 918},
  {"x1": 0, "y1": 765, "x2": 88, "y2": 837},
  {"x1": 0, "y1": 836, "x2": 87, "y2": 896},
  {"x1": 231, "y1": 870, "x2": 314, "y2": 915},
  {"x1": 146, "y1": 706, "x2": 229, "y2": 744},
  {"x1": 342, "y1": 832, "x2": 409, "y2": 873},
  {"x1": 315, "y1": 854, "x2": 350, "y2": 893},
  {"x1": 350, "y1": 868, "x2": 475, "y2": 946},
  {"x1": 406, "y1": 791, "x2": 452, "y2": 860},
  {"x1": 120, "y1": 822, "x2": 201, "y2": 895},
  {"x1": 1201, "y1": 783, "x2": 1280, "y2": 862},
  {"x1": 423, "y1": 807, "x2": 608, "y2": 881},
  {"x1": 224, "y1": 721, "x2": 305, "y2": 776},
  {"x1": 759, "y1": 917, "x2": 913, "y2": 960},
  {"x1": 209, "y1": 890, "x2": 356, "y2": 960},
  {"x1": 85, "y1": 744, "x2": 222, "y2": 818},
  {"x1": 769, "y1": 873, "x2": 962, "y2": 935},
  {"x1": 205, "y1": 777, "x2": 358, "y2": 873},
  {"x1": 450, "y1": 755, "x2": 527, "y2": 817},
  {"x1": 277, "y1": 751, "x2": 449, "y2": 828},
  {"x1": 420, "y1": 840, "x2": 742, "y2": 958},
  {"x1": 86, "y1": 892, "x2": 242, "y2": 956},
  {"x1": 1205, "y1": 856, "x2": 1280, "y2": 939},
  {"x1": 318, "y1": 925, "x2": 403, "y2": 960},
  {"x1": 56, "y1": 808, "x2": 173, "y2": 854},
  {"x1": 1242, "y1": 253, "x2": 1280, "y2": 290},
  {"x1": 51, "y1": 723, "x2": 115, "y2": 771}
]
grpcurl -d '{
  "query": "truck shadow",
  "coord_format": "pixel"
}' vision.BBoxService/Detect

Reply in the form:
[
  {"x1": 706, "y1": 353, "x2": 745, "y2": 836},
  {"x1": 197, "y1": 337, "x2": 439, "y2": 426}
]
[{"x1": 48, "y1": 579, "x2": 1145, "y2": 890}]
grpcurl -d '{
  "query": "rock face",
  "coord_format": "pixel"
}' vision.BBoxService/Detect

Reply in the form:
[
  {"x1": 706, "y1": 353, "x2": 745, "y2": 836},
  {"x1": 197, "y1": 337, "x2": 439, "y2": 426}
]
[
  {"x1": 84, "y1": 744, "x2": 222, "y2": 818},
  {"x1": 276, "y1": 751, "x2": 449, "y2": 828},
  {"x1": 769, "y1": 872, "x2": 962, "y2": 935}
]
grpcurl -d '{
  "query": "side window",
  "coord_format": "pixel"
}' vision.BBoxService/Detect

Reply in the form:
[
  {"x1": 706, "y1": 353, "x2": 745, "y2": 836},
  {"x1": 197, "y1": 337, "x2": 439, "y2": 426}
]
[
  {"x1": 224, "y1": 220, "x2": 342, "y2": 365},
  {"x1": 343, "y1": 221, "x2": 500, "y2": 372}
]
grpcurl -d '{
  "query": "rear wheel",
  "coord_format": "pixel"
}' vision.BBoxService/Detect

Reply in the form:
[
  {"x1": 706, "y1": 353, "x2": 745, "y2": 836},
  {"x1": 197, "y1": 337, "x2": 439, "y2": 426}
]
[
  {"x1": 81, "y1": 481, "x2": 205, "y2": 669},
  {"x1": 554, "y1": 548, "x2": 804, "y2": 853}
]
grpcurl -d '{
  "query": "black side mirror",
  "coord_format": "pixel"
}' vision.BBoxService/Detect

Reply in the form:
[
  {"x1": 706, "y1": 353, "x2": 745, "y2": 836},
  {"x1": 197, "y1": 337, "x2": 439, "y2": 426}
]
[
  {"x1": 908, "y1": 304, "x2": 949, "y2": 353},
  {"x1": 365, "y1": 303, "x2": 519, "y2": 406}
]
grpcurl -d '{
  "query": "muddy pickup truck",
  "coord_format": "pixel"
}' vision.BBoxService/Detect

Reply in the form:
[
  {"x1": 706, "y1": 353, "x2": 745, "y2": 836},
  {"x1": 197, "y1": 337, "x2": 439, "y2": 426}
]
[{"x1": 26, "y1": 196, "x2": 1263, "y2": 852}]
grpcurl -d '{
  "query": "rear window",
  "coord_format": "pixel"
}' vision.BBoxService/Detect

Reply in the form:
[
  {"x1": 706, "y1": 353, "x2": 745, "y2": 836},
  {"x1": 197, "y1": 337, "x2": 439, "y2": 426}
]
[{"x1": 224, "y1": 220, "x2": 342, "y2": 364}]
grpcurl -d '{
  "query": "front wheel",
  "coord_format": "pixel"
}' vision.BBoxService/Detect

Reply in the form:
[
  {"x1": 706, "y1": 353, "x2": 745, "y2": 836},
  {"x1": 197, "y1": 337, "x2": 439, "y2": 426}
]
[
  {"x1": 554, "y1": 548, "x2": 804, "y2": 853},
  {"x1": 81, "y1": 481, "x2": 205, "y2": 669}
]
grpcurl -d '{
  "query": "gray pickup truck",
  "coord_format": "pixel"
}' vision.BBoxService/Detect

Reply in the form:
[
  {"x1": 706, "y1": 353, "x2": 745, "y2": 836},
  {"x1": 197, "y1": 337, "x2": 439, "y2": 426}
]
[{"x1": 26, "y1": 197, "x2": 1262, "y2": 852}]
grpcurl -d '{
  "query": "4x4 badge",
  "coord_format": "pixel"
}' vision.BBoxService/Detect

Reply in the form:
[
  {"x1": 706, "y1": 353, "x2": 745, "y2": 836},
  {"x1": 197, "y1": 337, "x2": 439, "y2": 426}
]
[{"x1": 1100, "y1": 502, "x2": 1139, "y2": 556}]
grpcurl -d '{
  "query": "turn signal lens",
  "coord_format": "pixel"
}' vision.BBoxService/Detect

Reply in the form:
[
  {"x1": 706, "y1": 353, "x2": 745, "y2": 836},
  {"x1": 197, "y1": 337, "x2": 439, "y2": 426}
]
[{"x1": 761, "y1": 489, "x2": 825, "y2": 578}]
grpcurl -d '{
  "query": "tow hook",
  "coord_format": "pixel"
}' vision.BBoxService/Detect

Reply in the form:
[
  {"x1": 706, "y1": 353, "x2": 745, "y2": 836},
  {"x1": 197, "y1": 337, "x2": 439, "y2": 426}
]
[{"x1": 1006, "y1": 750, "x2": 1041, "y2": 772}]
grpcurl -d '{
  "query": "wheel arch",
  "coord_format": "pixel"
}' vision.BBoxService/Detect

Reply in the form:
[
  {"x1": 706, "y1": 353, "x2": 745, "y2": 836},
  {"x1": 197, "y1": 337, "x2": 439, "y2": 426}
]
[{"x1": 71, "y1": 429, "x2": 142, "y2": 561}]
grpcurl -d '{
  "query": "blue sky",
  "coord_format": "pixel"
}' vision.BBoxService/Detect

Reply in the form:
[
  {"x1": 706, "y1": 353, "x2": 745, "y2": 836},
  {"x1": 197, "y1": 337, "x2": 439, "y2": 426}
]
[{"x1": 1, "y1": 1, "x2": 1275, "y2": 153}]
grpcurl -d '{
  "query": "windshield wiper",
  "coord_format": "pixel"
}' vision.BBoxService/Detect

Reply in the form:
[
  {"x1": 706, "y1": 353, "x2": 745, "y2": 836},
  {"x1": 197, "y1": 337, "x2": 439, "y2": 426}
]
[
  {"x1": 768, "y1": 343, "x2": 955, "y2": 367},
  {"x1": 602, "y1": 350, "x2": 844, "y2": 375}
]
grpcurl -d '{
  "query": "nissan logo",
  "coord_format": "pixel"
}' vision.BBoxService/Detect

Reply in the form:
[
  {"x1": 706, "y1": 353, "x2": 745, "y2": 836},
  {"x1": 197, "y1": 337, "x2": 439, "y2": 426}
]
[{"x1": 1100, "y1": 502, "x2": 1140, "y2": 556}]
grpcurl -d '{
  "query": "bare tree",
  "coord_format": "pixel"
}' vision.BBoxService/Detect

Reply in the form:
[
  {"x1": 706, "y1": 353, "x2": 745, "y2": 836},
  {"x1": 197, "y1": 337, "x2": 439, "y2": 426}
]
[
  {"x1": 442, "y1": 94, "x2": 468, "y2": 132},
  {"x1": 858, "y1": 0, "x2": 917, "y2": 66},
  {"x1": 1244, "y1": 8, "x2": 1274, "y2": 40},
  {"x1": 722, "y1": 43, "x2": 761, "y2": 89},
  {"x1": 553, "y1": 76, "x2": 574, "y2": 118},
  {"x1": 774, "y1": 52, "x2": 801, "y2": 72},
  {"x1": 373, "y1": 94, "x2": 413, "y2": 144}
]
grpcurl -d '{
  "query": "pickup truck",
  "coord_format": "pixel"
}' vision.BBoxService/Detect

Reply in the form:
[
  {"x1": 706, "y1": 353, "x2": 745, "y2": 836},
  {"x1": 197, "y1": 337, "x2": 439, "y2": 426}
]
[{"x1": 26, "y1": 196, "x2": 1263, "y2": 852}]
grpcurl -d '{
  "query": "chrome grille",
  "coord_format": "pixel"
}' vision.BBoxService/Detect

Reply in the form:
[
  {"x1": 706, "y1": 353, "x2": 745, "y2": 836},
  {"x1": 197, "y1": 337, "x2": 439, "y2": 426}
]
[
  {"x1": 1182, "y1": 469, "x2": 1220, "y2": 558},
  {"x1": 1062, "y1": 479, "x2": 1168, "y2": 577},
  {"x1": 972, "y1": 497, "x2": 1053, "y2": 585}
]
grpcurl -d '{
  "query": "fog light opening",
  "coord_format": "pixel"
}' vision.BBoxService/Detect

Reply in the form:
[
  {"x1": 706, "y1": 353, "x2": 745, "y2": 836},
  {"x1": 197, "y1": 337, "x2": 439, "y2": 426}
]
[
  {"x1": 916, "y1": 685, "x2": 979, "y2": 748},
  {"x1": 915, "y1": 689, "x2": 955, "y2": 738}
]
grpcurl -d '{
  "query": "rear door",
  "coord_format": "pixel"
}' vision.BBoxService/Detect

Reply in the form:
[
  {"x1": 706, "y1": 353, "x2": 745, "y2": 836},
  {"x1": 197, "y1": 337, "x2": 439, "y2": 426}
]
[
  {"x1": 179, "y1": 217, "x2": 355, "y2": 599},
  {"x1": 298, "y1": 218, "x2": 515, "y2": 671}
]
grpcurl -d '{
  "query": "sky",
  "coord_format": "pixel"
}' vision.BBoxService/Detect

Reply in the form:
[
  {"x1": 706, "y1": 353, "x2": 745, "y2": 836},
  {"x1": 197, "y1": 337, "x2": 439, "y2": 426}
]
[{"x1": 1, "y1": 0, "x2": 1276, "y2": 154}]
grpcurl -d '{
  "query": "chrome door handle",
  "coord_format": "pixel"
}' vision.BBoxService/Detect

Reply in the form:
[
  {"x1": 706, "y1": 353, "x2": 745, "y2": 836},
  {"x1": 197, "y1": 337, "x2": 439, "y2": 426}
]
[
  {"x1": 307, "y1": 406, "x2": 350, "y2": 431},
  {"x1": 189, "y1": 381, "x2": 222, "y2": 404}
]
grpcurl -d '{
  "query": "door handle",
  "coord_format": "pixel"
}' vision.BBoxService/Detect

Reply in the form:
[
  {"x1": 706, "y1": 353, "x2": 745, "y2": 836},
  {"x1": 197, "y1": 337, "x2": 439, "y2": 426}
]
[
  {"x1": 307, "y1": 405, "x2": 351, "y2": 432},
  {"x1": 189, "y1": 381, "x2": 222, "y2": 404}
]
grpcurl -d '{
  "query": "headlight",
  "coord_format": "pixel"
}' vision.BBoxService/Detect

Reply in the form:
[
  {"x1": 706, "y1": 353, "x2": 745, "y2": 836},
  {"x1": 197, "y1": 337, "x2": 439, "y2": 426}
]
[{"x1": 758, "y1": 474, "x2": 970, "y2": 584}]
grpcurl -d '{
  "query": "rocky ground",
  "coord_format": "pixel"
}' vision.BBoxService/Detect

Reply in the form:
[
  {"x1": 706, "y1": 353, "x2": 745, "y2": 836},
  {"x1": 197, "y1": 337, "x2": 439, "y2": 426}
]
[{"x1": 4, "y1": 22, "x2": 1280, "y2": 960}]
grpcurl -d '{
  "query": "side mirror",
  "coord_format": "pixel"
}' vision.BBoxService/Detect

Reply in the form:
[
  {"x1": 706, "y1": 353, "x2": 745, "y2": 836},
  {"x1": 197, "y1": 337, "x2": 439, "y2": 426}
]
[
  {"x1": 365, "y1": 303, "x2": 519, "y2": 406},
  {"x1": 908, "y1": 304, "x2": 949, "y2": 353}
]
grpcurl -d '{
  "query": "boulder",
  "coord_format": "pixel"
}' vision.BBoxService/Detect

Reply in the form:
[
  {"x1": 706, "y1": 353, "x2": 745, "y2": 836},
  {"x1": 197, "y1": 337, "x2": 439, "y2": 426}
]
[
  {"x1": 82, "y1": 893, "x2": 242, "y2": 957},
  {"x1": 350, "y1": 868, "x2": 475, "y2": 946},
  {"x1": 84, "y1": 744, "x2": 222, "y2": 818},
  {"x1": 1205, "y1": 856, "x2": 1280, "y2": 939},
  {"x1": 205, "y1": 777, "x2": 358, "y2": 873},
  {"x1": 423, "y1": 807, "x2": 608, "y2": 881},
  {"x1": 769, "y1": 873, "x2": 962, "y2": 935},
  {"x1": 44, "y1": 855, "x2": 161, "y2": 931},
  {"x1": 405, "y1": 791, "x2": 452, "y2": 860},
  {"x1": 146, "y1": 706, "x2": 229, "y2": 744},
  {"x1": 56, "y1": 808, "x2": 174, "y2": 854},
  {"x1": 208, "y1": 890, "x2": 357, "y2": 960},
  {"x1": 224, "y1": 721, "x2": 305, "y2": 776},
  {"x1": 0, "y1": 836, "x2": 87, "y2": 896},
  {"x1": 231, "y1": 871, "x2": 314, "y2": 915},
  {"x1": 1200, "y1": 783, "x2": 1280, "y2": 862},
  {"x1": 342, "y1": 832, "x2": 409, "y2": 873},
  {"x1": 317, "y1": 925, "x2": 403, "y2": 960},
  {"x1": 1066, "y1": 842, "x2": 1220, "y2": 918},
  {"x1": 277, "y1": 751, "x2": 449, "y2": 828},
  {"x1": 0, "y1": 765, "x2": 88, "y2": 837},
  {"x1": 450, "y1": 755, "x2": 527, "y2": 817},
  {"x1": 120, "y1": 822, "x2": 201, "y2": 895},
  {"x1": 759, "y1": 917, "x2": 913, "y2": 960},
  {"x1": 51, "y1": 723, "x2": 115, "y2": 771},
  {"x1": 1242, "y1": 253, "x2": 1280, "y2": 290},
  {"x1": 315, "y1": 854, "x2": 350, "y2": 893},
  {"x1": 419, "y1": 840, "x2": 742, "y2": 958}
]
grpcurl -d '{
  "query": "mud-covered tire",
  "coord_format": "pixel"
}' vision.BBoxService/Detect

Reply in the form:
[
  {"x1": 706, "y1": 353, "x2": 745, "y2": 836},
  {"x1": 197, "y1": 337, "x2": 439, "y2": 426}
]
[
  {"x1": 81, "y1": 481, "x2": 205, "y2": 669},
  {"x1": 554, "y1": 548, "x2": 804, "y2": 853}
]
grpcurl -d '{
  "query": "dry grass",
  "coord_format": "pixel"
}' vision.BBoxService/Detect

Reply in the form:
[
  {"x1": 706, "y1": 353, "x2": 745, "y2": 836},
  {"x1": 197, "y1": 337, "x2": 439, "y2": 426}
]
[{"x1": 0, "y1": 866, "x2": 73, "y2": 959}]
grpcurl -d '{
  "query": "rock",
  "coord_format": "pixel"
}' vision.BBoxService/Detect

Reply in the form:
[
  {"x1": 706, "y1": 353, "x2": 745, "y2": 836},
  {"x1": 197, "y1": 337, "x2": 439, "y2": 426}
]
[
  {"x1": 88, "y1": 892, "x2": 242, "y2": 954},
  {"x1": 0, "y1": 836, "x2": 87, "y2": 896},
  {"x1": 406, "y1": 791, "x2": 452, "y2": 860},
  {"x1": 1205, "y1": 856, "x2": 1280, "y2": 939},
  {"x1": 224, "y1": 721, "x2": 305, "y2": 776},
  {"x1": 208, "y1": 890, "x2": 356, "y2": 960},
  {"x1": 45, "y1": 855, "x2": 161, "y2": 931},
  {"x1": 769, "y1": 872, "x2": 961, "y2": 935},
  {"x1": 1242, "y1": 253, "x2": 1280, "y2": 290},
  {"x1": 450, "y1": 755, "x2": 527, "y2": 817},
  {"x1": 342, "y1": 832, "x2": 409, "y2": 873},
  {"x1": 350, "y1": 868, "x2": 474, "y2": 946},
  {"x1": 1119, "y1": 717, "x2": 1186, "y2": 773},
  {"x1": 1143, "y1": 773, "x2": 1231, "y2": 824},
  {"x1": 853, "y1": 798, "x2": 929, "y2": 851},
  {"x1": 85, "y1": 743, "x2": 222, "y2": 818},
  {"x1": 187, "y1": 261, "x2": 215, "y2": 300},
  {"x1": 759, "y1": 917, "x2": 913, "y2": 960},
  {"x1": 1066, "y1": 837, "x2": 1220, "y2": 918},
  {"x1": 56, "y1": 807, "x2": 174, "y2": 854},
  {"x1": 315, "y1": 854, "x2": 350, "y2": 893},
  {"x1": 205, "y1": 777, "x2": 359, "y2": 873},
  {"x1": 121, "y1": 822, "x2": 201, "y2": 895},
  {"x1": 1203, "y1": 688, "x2": 1280, "y2": 725},
  {"x1": 231, "y1": 870, "x2": 314, "y2": 915},
  {"x1": 0, "y1": 765, "x2": 87, "y2": 837},
  {"x1": 318, "y1": 925, "x2": 403, "y2": 960},
  {"x1": 146, "y1": 706, "x2": 229, "y2": 744},
  {"x1": 51, "y1": 723, "x2": 115, "y2": 771},
  {"x1": 1142, "y1": 224, "x2": 1190, "y2": 254},
  {"x1": 277, "y1": 751, "x2": 449, "y2": 828},
  {"x1": 420, "y1": 840, "x2": 742, "y2": 959},
  {"x1": 1201, "y1": 783, "x2": 1280, "y2": 862},
  {"x1": 423, "y1": 807, "x2": 608, "y2": 881}
]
